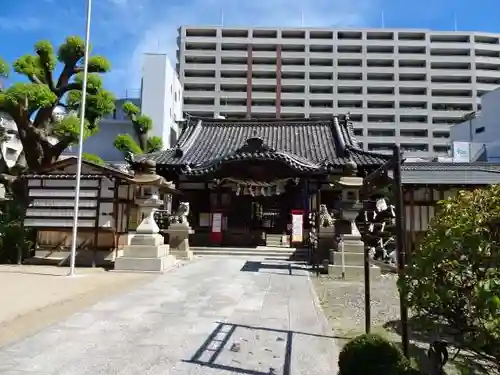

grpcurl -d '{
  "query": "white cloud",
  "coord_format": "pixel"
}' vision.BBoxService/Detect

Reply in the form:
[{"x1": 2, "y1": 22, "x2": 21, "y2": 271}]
[{"x1": 99, "y1": 0, "x2": 379, "y2": 95}]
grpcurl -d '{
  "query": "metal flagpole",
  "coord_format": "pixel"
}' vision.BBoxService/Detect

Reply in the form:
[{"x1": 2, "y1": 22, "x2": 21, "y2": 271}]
[{"x1": 68, "y1": 0, "x2": 93, "y2": 277}]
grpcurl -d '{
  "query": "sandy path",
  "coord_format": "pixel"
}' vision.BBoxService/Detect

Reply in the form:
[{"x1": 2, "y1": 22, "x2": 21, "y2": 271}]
[{"x1": 0, "y1": 265, "x2": 156, "y2": 347}]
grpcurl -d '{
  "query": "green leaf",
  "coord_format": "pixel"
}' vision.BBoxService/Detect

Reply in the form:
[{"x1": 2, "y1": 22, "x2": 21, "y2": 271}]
[
  {"x1": 404, "y1": 184, "x2": 500, "y2": 363},
  {"x1": 147, "y1": 136, "x2": 163, "y2": 153},
  {"x1": 2, "y1": 83, "x2": 57, "y2": 112},
  {"x1": 134, "y1": 114, "x2": 152, "y2": 133},
  {"x1": 82, "y1": 152, "x2": 105, "y2": 166},
  {"x1": 122, "y1": 101, "x2": 140, "y2": 116},
  {"x1": 0, "y1": 57, "x2": 9, "y2": 78},
  {"x1": 13, "y1": 55, "x2": 44, "y2": 82},
  {"x1": 87, "y1": 55, "x2": 111, "y2": 73},
  {"x1": 57, "y1": 36, "x2": 86, "y2": 64},
  {"x1": 34, "y1": 40, "x2": 56, "y2": 72},
  {"x1": 51, "y1": 114, "x2": 97, "y2": 144},
  {"x1": 113, "y1": 133, "x2": 142, "y2": 155}
]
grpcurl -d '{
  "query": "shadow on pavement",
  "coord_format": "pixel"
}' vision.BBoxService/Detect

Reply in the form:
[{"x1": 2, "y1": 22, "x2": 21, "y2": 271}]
[
  {"x1": 239, "y1": 260, "x2": 308, "y2": 276},
  {"x1": 183, "y1": 321, "x2": 336, "y2": 375}
]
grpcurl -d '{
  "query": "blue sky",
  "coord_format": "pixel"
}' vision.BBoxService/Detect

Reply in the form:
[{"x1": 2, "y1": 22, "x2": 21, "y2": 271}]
[{"x1": 1, "y1": 0, "x2": 499, "y2": 97}]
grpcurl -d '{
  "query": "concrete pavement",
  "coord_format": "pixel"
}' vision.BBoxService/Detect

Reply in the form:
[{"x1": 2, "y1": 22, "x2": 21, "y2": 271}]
[{"x1": 0, "y1": 257, "x2": 338, "y2": 374}]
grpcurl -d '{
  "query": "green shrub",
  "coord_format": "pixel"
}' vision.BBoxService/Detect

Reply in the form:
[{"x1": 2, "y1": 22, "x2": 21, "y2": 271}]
[
  {"x1": 338, "y1": 334, "x2": 411, "y2": 375},
  {"x1": 401, "y1": 185, "x2": 500, "y2": 367},
  {"x1": 0, "y1": 200, "x2": 33, "y2": 264}
]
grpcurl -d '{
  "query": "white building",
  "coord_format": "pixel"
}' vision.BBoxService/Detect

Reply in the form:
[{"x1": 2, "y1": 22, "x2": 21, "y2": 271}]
[
  {"x1": 178, "y1": 26, "x2": 500, "y2": 158},
  {"x1": 141, "y1": 53, "x2": 183, "y2": 147},
  {"x1": 67, "y1": 53, "x2": 183, "y2": 162},
  {"x1": 450, "y1": 87, "x2": 500, "y2": 162}
]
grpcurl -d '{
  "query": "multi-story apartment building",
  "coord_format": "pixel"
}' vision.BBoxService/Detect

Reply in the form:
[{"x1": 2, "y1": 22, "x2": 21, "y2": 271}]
[{"x1": 177, "y1": 27, "x2": 500, "y2": 158}]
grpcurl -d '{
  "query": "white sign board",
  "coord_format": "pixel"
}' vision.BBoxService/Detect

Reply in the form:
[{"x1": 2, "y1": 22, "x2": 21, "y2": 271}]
[
  {"x1": 452, "y1": 142, "x2": 470, "y2": 162},
  {"x1": 212, "y1": 213, "x2": 222, "y2": 233},
  {"x1": 291, "y1": 213, "x2": 303, "y2": 243}
]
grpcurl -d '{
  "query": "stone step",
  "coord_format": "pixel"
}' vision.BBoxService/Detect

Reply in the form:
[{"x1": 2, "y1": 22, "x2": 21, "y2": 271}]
[
  {"x1": 265, "y1": 242, "x2": 290, "y2": 248},
  {"x1": 332, "y1": 251, "x2": 365, "y2": 266},
  {"x1": 114, "y1": 255, "x2": 177, "y2": 273},
  {"x1": 192, "y1": 247, "x2": 308, "y2": 259},
  {"x1": 25, "y1": 249, "x2": 115, "y2": 267},
  {"x1": 339, "y1": 240, "x2": 365, "y2": 254},
  {"x1": 327, "y1": 264, "x2": 381, "y2": 281}
]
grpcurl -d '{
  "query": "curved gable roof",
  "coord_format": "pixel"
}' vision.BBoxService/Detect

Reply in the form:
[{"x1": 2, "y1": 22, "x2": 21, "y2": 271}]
[{"x1": 143, "y1": 116, "x2": 391, "y2": 175}]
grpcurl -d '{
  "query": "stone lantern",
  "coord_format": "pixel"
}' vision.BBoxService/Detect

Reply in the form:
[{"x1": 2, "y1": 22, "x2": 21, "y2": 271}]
[
  {"x1": 336, "y1": 159, "x2": 364, "y2": 240},
  {"x1": 328, "y1": 158, "x2": 377, "y2": 279},
  {"x1": 114, "y1": 159, "x2": 178, "y2": 273}
]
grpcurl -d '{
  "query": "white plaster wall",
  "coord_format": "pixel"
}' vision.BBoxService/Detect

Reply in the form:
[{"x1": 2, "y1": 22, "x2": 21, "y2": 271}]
[
  {"x1": 141, "y1": 53, "x2": 182, "y2": 149},
  {"x1": 450, "y1": 88, "x2": 500, "y2": 161}
]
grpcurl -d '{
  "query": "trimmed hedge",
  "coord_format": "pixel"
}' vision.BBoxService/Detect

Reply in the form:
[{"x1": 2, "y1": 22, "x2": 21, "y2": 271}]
[{"x1": 338, "y1": 334, "x2": 417, "y2": 375}]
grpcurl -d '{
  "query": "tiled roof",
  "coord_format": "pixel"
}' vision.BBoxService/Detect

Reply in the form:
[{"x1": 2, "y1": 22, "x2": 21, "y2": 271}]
[
  {"x1": 143, "y1": 116, "x2": 390, "y2": 175},
  {"x1": 400, "y1": 162, "x2": 500, "y2": 185},
  {"x1": 21, "y1": 158, "x2": 135, "y2": 180}
]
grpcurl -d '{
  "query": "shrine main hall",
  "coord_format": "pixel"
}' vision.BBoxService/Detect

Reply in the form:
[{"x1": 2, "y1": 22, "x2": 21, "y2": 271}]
[{"x1": 140, "y1": 114, "x2": 391, "y2": 247}]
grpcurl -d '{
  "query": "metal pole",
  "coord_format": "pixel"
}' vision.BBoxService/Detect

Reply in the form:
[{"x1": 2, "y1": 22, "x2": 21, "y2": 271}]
[
  {"x1": 68, "y1": 0, "x2": 92, "y2": 277},
  {"x1": 469, "y1": 118, "x2": 472, "y2": 162},
  {"x1": 364, "y1": 235, "x2": 371, "y2": 333},
  {"x1": 392, "y1": 144, "x2": 409, "y2": 357},
  {"x1": 340, "y1": 234, "x2": 345, "y2": 279}
]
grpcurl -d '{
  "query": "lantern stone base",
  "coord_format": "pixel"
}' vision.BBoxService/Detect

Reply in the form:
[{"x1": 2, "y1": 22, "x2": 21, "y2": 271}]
[
  {"x1": 328, "y1": 264, "x2": 381, "y2": 281},
  {"x1": 166, "y1": 223, "x2": 194, "y2": 260},
  {"x1": 328, "y1": 234, "x2": 380, "y2": 280},
  {"x1": 114, "y1": 233, "x2": 177, "y2": 273}
]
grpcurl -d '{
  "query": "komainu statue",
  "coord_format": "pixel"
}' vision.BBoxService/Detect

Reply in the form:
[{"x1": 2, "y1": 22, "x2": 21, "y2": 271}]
[
  {"x1": 318, "y1": 204, "x2": 335, "y2": 227},
  {"x1": 170, "y1": 202, "x2": 190, "y2": 225}
]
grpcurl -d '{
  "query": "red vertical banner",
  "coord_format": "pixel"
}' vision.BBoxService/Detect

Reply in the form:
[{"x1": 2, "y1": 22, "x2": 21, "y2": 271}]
[
  {"x1": 210, "y1": 212, "x2": 223, "y2": 244},
  {"x1": 290, "y1": 210, "x2": 304, "y2": 243}
]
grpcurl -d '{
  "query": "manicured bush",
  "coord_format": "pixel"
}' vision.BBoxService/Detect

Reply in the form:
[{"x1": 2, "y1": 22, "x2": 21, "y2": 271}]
[
  {"x1": 401, "y1": 185, "x2": 500, "y2": 368},
  {"x1": 338, "y1": 334, "x2": 411, "y2": 375}
]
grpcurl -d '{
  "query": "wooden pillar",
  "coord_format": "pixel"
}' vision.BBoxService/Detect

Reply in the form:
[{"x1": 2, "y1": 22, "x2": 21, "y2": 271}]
[
  {"x1": 112, "y1": 178, "x2": 119, "y2": 258},
  {"x1": 93, "y1": 177, "x2": 103, "y2": 268}
]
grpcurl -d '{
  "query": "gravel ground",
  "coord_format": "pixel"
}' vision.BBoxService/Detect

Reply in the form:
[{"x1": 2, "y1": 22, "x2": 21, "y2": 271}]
[
  {"x1": 312, "y1": 273, "x2": 497, "y2": 375},
  {"x1": 313, "y1": 273, "x2": 401, "y2": 341}
]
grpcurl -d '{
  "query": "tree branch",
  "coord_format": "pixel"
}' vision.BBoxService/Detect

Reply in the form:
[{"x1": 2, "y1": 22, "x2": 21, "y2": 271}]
[
  {"x1": 33, "y1": 66, "x2": 76, "y2": 128},
  {"x1": 35, "y1": 57, "x2": 55, "y2": 92},
  {"x1": 56, "y1": 82, "x2": 82, "y2": 96},
  {"x1": 50, "y1": 136, "x2": 73, "y2": 161},
  {"x1": 56, "y1": 63, "x2": 76, "y2": 91},
  {"x1": 34, "y1": 107, "x2": 56, "y2": 128},
  {"x1": 27, "y1": 74, "x2": 44, "y2": 86}
]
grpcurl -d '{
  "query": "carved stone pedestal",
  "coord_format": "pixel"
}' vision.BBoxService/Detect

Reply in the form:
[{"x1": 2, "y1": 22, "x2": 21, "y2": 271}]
[
  {"x1": 115, "y1": 198, "x2": 176, "y2": 273},
  {"x1": 166, "y1": 223, "x2": 194, "y2": 260}
]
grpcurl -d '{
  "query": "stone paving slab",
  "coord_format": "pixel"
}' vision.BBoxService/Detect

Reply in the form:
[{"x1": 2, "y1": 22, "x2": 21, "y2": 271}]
[{"x1": 0, "y1": 257, "x2": 338, "y2": 374}]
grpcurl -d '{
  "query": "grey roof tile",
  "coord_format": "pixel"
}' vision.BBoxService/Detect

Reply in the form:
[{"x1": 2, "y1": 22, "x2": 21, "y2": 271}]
[
  {"x1": 400, "y1": 162, "x2": 500, "y2": 185},
  {"x1": 144, "y1": 117, "x2": 390, "y2": 175}
]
